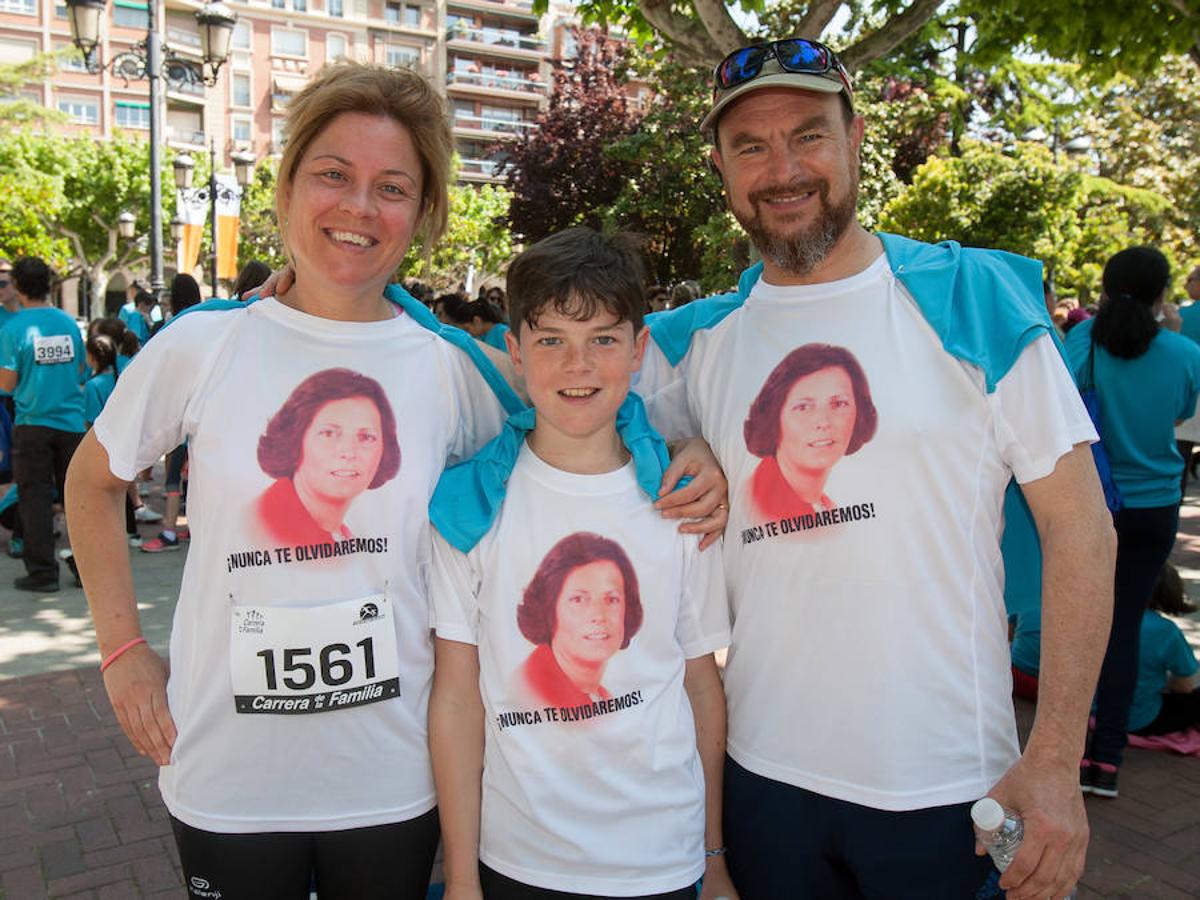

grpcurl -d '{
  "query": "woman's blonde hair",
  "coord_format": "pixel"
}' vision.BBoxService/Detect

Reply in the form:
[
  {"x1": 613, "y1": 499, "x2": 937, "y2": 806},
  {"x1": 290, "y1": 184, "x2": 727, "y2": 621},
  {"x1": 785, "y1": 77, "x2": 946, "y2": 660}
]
[{"x1": 275, "y1": 61, "x2": 452, "y2": 253}]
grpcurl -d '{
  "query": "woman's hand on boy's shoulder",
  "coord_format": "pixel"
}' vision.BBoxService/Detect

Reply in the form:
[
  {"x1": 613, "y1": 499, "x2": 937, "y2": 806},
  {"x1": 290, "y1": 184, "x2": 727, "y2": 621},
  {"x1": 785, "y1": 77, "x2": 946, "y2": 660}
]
[{"x1": 656, "y1": 438, "x2": 729, "y2": 550}]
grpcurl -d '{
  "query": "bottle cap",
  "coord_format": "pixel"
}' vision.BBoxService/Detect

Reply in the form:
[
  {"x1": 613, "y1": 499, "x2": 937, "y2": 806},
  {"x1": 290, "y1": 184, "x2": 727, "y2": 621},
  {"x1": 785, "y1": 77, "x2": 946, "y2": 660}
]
[{"x1": 971, "y1": 797, "x2": 1005, "y2": 831}]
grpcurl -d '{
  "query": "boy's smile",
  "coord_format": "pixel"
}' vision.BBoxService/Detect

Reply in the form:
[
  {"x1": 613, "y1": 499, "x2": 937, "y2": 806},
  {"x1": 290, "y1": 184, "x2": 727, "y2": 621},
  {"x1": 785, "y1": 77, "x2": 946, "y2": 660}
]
[{"x1": 506, "y1": 306, "x2": 648, "y2": 474}]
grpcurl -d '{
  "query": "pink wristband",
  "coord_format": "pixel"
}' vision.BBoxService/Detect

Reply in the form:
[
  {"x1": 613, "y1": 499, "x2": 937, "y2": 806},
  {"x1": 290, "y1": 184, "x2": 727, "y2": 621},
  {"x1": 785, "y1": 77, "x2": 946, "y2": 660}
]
[{"x1": 100, "y1": 637, "x2": 147, "y2": 672}]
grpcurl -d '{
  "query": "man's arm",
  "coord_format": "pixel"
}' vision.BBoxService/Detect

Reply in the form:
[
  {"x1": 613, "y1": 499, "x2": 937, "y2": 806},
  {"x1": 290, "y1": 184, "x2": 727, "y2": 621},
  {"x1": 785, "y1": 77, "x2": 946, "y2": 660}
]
[
  {"x1": 986, "y1": 443, "x2": 1115, "y2": 900},
  {"x1": 0, "y1": 367, "x2": 16, "y2": 393}
]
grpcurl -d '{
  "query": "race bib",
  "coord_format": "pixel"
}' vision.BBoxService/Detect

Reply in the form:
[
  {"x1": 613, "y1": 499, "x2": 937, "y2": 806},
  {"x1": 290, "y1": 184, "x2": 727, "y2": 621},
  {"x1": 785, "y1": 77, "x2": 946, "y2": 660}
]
[
  {"x1": 33, "y1": 335, "x2": 75, "y2": 365},
  {"x1": 230, "y1": 595, "x2": 401, "y2": 715}
]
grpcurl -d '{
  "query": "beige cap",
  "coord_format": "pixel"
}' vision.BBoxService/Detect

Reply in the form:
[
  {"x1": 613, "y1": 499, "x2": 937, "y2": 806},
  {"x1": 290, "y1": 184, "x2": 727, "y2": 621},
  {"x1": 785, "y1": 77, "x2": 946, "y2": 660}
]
[{"x1": 701, "y1": 52, "x2": 850, "y2": 135}]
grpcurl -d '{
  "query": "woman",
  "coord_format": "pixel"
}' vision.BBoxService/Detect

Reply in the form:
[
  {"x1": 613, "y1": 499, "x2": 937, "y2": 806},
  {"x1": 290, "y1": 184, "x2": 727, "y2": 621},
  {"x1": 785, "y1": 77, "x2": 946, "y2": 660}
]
[
  {"x1": 67, "y1": 61, "x2": 726, "y2": 898},
  {"x1": 255, "y1": 368, "x2": 401, "y2": 545},
  {"x1": 743, "y1": 343, "x2": 877, "y2": 520},
  {"x1": 1065, "y1": 246, "x2": 1200, "y2": 798},
  {"x1": 65, "y1": 62, "x2": 511, "y2": 898},
  {"x1": 515, "y1": 532, "x2": 644, "y2": 706}
]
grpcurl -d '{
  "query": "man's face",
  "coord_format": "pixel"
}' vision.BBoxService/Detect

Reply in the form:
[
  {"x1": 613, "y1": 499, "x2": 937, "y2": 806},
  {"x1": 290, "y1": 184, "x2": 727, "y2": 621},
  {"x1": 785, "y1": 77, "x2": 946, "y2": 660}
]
[
  {"x1": 711, "y1": 88, "x2": 862, "y2": 279},
  {"x1": 0, "y1": 263, "x2": 13, "y2": 307},
  {"x1": 1187, "y1": 266, "x2": 1200, "y2": 302}
]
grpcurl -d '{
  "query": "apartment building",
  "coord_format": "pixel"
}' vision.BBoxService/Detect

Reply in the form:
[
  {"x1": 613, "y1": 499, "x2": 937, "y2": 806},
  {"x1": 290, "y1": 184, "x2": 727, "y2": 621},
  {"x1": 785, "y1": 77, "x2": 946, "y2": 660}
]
[{"x1": 0, "y1": 0, "x2": 567, "y2": 183}]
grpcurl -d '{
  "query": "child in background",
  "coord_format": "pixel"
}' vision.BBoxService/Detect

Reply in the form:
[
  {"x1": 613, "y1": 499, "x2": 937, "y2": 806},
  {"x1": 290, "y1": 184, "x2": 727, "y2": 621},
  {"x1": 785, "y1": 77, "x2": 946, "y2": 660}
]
[{"x1": 428, "y1": 228, "x2": 736, "y2": 900}]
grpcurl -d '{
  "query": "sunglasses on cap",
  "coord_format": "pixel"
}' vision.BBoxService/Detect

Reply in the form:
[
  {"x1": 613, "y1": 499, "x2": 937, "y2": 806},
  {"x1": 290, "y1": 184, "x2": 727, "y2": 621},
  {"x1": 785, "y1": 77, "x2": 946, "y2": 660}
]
[{"x1": 714, "y1": 38, "x2": 853, "y2": 98}]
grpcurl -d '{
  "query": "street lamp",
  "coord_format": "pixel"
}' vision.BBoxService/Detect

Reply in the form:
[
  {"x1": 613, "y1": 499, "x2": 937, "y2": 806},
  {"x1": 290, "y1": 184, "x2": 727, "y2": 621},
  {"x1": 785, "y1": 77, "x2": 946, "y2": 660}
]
[
  {"x1": 173, "y1": 152, "x2": 196, "y2": 190},
  {"x1": 117, "y1": 211, "x2": 136, "y2": 240},
  {"x1": 176, "y1": 144, "x2": 254, "y2": 292},
  {"x1": 169, "y1": 215, "x2": 184, "y2": 242},
  {"x1": 64, "y1": 0, "x2": 237, "y2": 305}
]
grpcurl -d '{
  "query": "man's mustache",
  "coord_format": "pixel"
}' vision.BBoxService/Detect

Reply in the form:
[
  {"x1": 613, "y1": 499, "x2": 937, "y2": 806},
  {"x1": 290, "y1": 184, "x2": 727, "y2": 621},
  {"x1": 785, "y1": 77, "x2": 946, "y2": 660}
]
[{"x1": 748, "y1": 179, "x2": 827, "y2": 205}]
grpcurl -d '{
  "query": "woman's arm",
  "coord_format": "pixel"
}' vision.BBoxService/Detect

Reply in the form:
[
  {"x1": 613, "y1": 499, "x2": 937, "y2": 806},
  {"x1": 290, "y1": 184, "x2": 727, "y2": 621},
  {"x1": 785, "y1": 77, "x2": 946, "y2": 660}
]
[
  {"x1": 429, "y1": 637, "x2": 486, "y2": 900},
  {"x1": 65, "y1": 432, "x2": 176, "y2": 766},
  {"x1": 1167, "y1": 674, "x2": 1197, "y2": 693},
  {"x1": 684, "y1": 653, "x2": 738, "y2": 900}
]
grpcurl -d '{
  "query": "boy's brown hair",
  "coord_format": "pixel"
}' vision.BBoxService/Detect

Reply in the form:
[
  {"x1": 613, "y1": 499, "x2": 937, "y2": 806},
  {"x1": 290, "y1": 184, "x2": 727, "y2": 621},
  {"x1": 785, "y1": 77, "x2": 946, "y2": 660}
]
[{"x1": 506, "y1": 228, "x2": 646, "y2": 336}]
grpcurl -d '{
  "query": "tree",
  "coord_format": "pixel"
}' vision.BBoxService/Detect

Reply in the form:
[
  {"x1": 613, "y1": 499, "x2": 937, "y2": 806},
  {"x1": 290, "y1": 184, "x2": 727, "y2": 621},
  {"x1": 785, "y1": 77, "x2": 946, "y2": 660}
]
[
  {"x1": 0, "y1": 130, "x2": 177, "y2": 304},
  {"x1": 0, "y1": 53, "x2": 68, "y2": 126},
  {"x1": 878, "y1": 141, "x2": 1173, "y2": 302},
  {"x1": 403, "y1": 175, "x2": 514, "y2": 287},
  {"x1": 236, "y1": 158, "x2": 288, "y2": 274},
  {"x1": 502, "y1": 27, "x2": 642, "y2": 242}
]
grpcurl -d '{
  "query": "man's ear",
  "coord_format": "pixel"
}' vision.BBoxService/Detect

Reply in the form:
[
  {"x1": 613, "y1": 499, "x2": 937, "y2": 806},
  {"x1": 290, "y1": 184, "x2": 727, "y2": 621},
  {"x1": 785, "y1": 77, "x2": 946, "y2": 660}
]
[{"x1": 707, "y1": 146, "x2": 724, "y2": 180}]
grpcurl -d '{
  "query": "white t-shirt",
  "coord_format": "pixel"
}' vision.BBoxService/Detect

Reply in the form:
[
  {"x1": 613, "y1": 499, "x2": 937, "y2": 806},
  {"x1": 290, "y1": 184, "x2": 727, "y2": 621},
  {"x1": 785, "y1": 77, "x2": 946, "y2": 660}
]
[
  {"x1": 429, "y1": 444, "x2": 731, "y2": 896},
  {"x1": 94, "y1": 298, "x2": 504, "y2": 832},
  {"x1": 637, "y1": 254, "x2": 1096, "y2": 811}
]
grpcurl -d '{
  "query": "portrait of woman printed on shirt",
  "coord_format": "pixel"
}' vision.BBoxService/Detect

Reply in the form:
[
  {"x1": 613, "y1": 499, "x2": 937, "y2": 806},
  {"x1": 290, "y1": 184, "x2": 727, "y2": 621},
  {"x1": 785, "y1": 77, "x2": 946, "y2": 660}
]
[
  {"x1": 744, "y1": 343, "x2": 878, "y2": 520},
  {"x1": 515, "y1": 532, "x2": 644, "y2": 708},
  {"x1": 255, "y1": 367, "x2": 401, "y2": 546}
]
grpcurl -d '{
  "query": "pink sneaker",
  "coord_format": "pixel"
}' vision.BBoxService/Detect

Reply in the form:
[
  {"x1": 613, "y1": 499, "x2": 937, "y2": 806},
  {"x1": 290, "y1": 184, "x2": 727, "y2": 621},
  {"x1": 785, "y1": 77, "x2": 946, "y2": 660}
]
[{"x1": 140, "y1": 534, "x2": 181, "y2": 553}]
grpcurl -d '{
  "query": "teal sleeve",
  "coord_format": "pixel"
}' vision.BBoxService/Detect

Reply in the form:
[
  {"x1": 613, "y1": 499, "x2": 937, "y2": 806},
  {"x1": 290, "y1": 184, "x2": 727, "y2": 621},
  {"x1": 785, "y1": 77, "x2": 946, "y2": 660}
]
[
  {"x1": 1165, "y1": 624, "x2": 1199, "y2": 678},
  {"x1": 0, "y1": 325, "x2": 16, "y2": 371}
]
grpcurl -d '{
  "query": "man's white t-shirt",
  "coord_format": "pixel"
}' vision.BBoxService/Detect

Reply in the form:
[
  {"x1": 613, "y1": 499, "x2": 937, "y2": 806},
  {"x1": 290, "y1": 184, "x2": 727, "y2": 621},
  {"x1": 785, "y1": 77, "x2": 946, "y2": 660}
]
[
  {"x1": 637, "y1": 254, "x2": 1096, "y2": 811},
  {"x1": 429, "y1": 445, "x2": 731, "y2": 895},
  {"x1": 94, "y1": 299, "x2": 504, "y2": 832}
]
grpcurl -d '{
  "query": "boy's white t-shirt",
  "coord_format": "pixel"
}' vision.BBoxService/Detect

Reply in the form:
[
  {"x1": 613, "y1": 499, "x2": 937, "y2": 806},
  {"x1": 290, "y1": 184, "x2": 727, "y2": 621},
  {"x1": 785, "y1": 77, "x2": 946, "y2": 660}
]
[
  {"x1": 93, "y1": 299, "x2": 504, "y2": 832},
  {"x1": 637, "y1": 254, "x2": 1096, "y2": 811},
  {"x1": 429, "y1": 444, "x2": 731, "y2": 896}
]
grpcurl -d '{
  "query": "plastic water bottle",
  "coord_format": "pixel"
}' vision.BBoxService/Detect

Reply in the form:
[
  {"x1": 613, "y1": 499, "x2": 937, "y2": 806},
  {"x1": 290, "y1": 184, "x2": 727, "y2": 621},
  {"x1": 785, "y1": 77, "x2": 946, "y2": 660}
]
[
  {"x1": 971, "y1": 797, "x2": 1078, "y2": 899},
  {"x1": 971, "y1": 797, "x2": 1022, "y2": 871}
]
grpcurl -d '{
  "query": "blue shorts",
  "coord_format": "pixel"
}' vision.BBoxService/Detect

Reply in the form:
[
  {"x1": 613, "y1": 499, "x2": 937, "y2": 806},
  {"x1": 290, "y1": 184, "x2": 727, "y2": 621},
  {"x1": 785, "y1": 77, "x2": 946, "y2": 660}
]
[{"x1": 723, "y1": 756, "x2": 1001, "y2": 899}]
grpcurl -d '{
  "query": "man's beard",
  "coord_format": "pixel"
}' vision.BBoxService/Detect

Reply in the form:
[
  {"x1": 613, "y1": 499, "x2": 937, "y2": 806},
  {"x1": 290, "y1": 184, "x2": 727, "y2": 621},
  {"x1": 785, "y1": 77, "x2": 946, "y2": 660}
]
[{"x1": 734, "y1": 173, "x2": 858, "y2": 277}]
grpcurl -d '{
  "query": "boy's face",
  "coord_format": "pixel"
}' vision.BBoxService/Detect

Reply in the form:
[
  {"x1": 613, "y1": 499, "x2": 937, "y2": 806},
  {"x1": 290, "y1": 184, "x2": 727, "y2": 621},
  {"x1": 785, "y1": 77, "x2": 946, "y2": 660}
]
[{"x1": 507, "y1": 305, "x2": 648, "y2": 447}]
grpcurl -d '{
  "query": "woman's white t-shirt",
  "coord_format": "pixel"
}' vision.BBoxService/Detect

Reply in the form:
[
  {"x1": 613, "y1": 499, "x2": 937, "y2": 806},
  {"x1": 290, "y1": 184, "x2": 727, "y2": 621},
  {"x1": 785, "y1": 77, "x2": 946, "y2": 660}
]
[{"x1": 94, "y1": 299, "x2": 505, "y2": 832}]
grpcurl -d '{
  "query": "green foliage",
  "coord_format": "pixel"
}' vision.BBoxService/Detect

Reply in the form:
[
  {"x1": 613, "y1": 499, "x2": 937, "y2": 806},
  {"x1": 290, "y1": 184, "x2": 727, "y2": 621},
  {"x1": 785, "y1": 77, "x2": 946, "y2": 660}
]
[
  {"x1": 0, "y1": 53, "x2": 68, "y2": 126},
  {"x1": 404, "y1": 175, "x2": 514, "y2": 287},
  {"x1": 878, "y1": 141, "x2": 1173, "y2": 303},
  {"x1": 236, "y1": 159, "x2": 287, "y2": 273}
]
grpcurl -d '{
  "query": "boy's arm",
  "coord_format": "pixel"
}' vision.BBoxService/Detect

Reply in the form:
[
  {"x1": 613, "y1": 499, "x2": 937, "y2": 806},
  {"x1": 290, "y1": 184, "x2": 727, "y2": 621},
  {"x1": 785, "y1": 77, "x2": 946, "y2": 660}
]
[
  {"x1": 429, "y1": 637, "x2": 485, "y2": 900},
  {"x1": 684, "y1": 654, "x2": 738, "y2": 900},
  {"x1": 1167, "y1": 675, "x2": 1196, "y2": 692}
]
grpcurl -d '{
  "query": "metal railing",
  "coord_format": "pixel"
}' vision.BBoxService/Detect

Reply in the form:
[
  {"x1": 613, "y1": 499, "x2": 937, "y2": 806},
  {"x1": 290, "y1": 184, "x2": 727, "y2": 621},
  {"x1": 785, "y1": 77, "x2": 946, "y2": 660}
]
[
  {"x1": 446, "y1": 70, "x2": 546, "y2": 94},
  {"x1": 166, "y1": 26, "x2": 201, "y2": 49},
  {"x1": 165, "y1": 126, "x2": 206, "y2": 146},
  {"x1": 453, "y1": 114, "x2": 537, "y2": 135},
  {"x1": 458, "y1": 157, "x2": 501, "y2": 176},
  {"x1": 446, "y1": 24, "x2": 546, "y2": 52}
]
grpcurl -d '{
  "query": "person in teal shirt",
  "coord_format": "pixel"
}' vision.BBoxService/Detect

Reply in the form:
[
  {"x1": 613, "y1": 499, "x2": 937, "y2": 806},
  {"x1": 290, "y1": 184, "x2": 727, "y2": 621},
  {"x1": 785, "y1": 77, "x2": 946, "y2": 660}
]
[
  {"x1": 0, "y1": 257, "x2": 19, "y2": 419},
  {"x1": 0, "y1": 257, "x2": 87, "y2": 592},
  {"x1": 1063, "y1": 246, "x2": 1200, "y2": 796}
]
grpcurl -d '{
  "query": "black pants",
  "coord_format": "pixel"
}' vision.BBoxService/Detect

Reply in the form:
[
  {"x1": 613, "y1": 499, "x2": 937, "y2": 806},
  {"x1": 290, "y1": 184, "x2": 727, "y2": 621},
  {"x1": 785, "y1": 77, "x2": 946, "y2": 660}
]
[
  {"x1": 723, "y1": 756, "x2": 996, "y2": 899},
  {"x1": 479, "y1": 864, "x2": 697, "y2": 900},
  {"x1": 1177, "y1": 440, "x2": 1195, "y2": 497},
  {"x1": 170, "y1": 807, "x2": 439, "y2": 900},
  {"x1": 1090, "y1": 504, "x2": 1180, "y2": 767},
  {"x1": 1133, "y1": 688, "x2": 1200, "y2": 736},
  {"x1": 11, "y1": 425, "x2": 82, "y2": 579}
]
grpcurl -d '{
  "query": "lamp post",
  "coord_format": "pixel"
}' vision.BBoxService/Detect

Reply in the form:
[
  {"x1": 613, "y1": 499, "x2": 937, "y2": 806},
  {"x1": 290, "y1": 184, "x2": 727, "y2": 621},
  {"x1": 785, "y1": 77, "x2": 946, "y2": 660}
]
[
  {"x1": 65, "y1": 0, "x2": 237, "y2": 305},
  {"x1": 173, "y1": 145, "x2": 255, "y2": 294}
]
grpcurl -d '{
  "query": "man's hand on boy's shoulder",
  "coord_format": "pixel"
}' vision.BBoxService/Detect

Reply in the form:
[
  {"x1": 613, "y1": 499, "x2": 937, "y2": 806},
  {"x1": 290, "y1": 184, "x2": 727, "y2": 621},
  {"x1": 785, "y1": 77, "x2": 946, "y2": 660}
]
[{"x1": 657, "y1": 438, "x2": 729, "y2": 550}]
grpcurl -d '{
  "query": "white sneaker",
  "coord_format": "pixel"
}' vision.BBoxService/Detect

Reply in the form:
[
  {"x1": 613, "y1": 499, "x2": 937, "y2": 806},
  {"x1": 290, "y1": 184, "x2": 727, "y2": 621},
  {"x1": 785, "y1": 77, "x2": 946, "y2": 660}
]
[
  {"x1": 137, "y1": 482, "x2": 153, "y2": 497},
  {"x1": 135, "y1": 506, "x2": 163, "y2": 523},
  {"x1": 128, "y1": 534, "x2": 144, "y2": 548}
]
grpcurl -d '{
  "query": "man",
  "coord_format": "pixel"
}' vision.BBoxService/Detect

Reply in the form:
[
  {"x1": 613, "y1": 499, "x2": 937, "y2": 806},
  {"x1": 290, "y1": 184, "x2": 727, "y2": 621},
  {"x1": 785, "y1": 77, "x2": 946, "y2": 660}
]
[
  {"x1": 0, "y1": 257, "x2": 86, "y2": 591},
  {"x1": 0, "y1": 258, "x2": 19, "y2": 420},
  {"x1": 1174, "y1": 264, "x2": 1200, "y2": 492},
  {"x1": 636, "y1": 38, "x2": 1115, "y2": 899},
  {"x1": 118, "y1": 279, "x2": 153, "y2": 345}
]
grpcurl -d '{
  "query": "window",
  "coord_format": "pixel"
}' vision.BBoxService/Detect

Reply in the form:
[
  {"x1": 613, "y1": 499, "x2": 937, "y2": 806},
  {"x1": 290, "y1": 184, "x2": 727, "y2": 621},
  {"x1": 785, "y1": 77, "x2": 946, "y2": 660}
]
[
  {"x1": 0, "y1": 37, "x2": 36, "y2": 64},
  {"x1": 0, "y1": 0, "x2": 36, "y2": 14},
  {"x1": 54, "y1": 3, "x2": 67, "y2": 17},
  {"x1": 232, "y1": 22, "x2": 251, "y2": 51},
  {"x1": 115, "y1": 101, "x2": 150, "y2": 129},
  {"x1": 271, "y1": 118, "x2": 286, "y2": 152},
  {"x1": 272, "y1": 0, "x2": 285, "y2": 7},
  {"x1": 326, "y1": 33, "x2": 347, "y2": 61},
  {"x1": 113, "y1": 1, "x2": 149, "y2": 29},
  {"x1": 56, "y1": 46, "x2": 90, "y2": 71},
  {"x1": 232, "y1": 117, "x2": 253, "y2": 142},
  {"x1": 384, "y1": 1, "x2": 400, "y2": 23},
  {"x1": 271, "y1": 27, "x2": 307, "y2": 57},
  {"x1": 293, "y1": 0, "x2": 307, "y2": 11},
  {"x1": 327, "y1": 0, "x2": 343, "y2": 17},
  {"x1": 402, "y1": 4, "x2": 420, "y2": 26},
  {"x1": 385, "y1": 44, "x2": 419, "y2": 69},
  {"x1": 231, "y1": 72, "x2": 252, "y2": 107},
  {"x1": 57, "y1": 96, "x2": 100, "y2": 124}
]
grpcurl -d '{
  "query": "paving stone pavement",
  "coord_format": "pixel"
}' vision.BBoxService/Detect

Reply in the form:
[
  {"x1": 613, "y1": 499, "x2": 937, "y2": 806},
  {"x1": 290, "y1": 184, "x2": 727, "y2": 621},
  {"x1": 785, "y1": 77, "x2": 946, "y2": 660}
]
[{"x1": 0, "y1": 485, "x2": 1198, "y2": 898}]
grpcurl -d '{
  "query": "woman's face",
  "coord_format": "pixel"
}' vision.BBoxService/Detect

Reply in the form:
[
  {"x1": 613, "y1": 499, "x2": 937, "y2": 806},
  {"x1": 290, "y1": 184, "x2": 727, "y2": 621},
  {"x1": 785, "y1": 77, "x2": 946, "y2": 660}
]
[
  {"x1": 293, "y1": 396, "x2": 385, "y2": 504},
  {"x1": 280, "y1": 111, "x2": 425, "y2": 303},
  {"x1": 777, "y1": 365, "x2": 857, "y2": 474},
  {"x1": 551, "y1": 560, "x2": 626, "y2": 668}
]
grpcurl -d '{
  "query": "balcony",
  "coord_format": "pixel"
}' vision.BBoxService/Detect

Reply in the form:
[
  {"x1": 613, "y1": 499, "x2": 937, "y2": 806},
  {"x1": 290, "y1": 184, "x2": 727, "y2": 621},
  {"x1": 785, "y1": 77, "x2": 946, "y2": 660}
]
[
  {"x1": 457, "y1": 156, "x2": 506, "y2": 181},
  {"x1": 166, "y1": 126, "x2": 206, "y2": 147},
  {"x1": 445, "y1": 0, "x2": 537, "y2": 22},
  {"x1": 453, "y1": 113, "x2": 537, "y2": 137},
  {"x1": 446, "y1": 70, "x2": 546, "y2": 97},
  {"x1": 166, "y1": 26, "x2": 202, "y2": 52},
  {"x1": 166, "y1": 77, "x2": 206, "y2": 101},
  {"x1": 446, "y1": 24, "x2": 546, "y2": 55}
]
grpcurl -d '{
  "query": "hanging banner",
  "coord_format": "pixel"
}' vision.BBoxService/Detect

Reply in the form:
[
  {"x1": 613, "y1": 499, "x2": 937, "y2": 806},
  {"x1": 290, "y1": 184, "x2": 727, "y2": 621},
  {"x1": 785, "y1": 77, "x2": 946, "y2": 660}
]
[
  {"x1": 215, "y1": 173, "x2": 242, "y2": 281},
  {"x1": 177, "y1": 188, "x2": 208, "y2": 276}
]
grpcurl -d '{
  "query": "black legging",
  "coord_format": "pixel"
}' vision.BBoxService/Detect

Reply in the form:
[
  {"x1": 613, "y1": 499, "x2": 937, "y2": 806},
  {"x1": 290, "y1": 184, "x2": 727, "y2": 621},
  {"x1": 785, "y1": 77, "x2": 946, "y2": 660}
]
[{"x1": 1090, "y1": 504, "x2": 1180, "y2": 766}]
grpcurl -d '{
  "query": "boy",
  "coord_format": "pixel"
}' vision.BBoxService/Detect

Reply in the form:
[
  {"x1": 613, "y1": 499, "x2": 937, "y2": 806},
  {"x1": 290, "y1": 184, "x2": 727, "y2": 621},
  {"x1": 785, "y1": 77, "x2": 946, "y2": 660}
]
[{"x1": 428, "y1": 228, "x2": 736, "y2": 899}]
